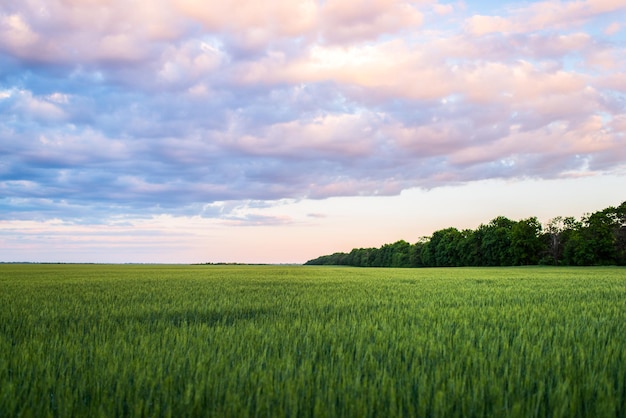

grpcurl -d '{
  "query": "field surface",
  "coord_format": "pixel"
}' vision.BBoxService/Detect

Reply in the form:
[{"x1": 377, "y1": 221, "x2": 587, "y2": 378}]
[{"x1": 1, "y1": 264, "x2": 625, "y2": 417}]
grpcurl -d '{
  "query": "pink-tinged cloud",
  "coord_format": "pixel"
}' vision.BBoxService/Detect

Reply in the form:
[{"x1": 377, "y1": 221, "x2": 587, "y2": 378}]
[
  {"x1": 1, "y1": 0, "x2": 625, "y2": 228},
  {"x1": 231, "y1": 113, "x2": 379, "y2": 158},
  {"x1": 604, "y1": 22, "x2": 622, "y2": 35},
  {"x1": 432, "y1": 3, "x2": 454, "y2": 15},
  {"x1": 175, "y1": 0, "x2": 317, "y2": 51},
  {"x1": 176, "y1": 0, "x2": 424, "y2": 48},
  {"x1": 467, "y1": 0, "x2": 626, "y2": 35},
  {"x1": 320, "y1": 0, "x2": 424, "y2": 43},
  {"x1": 0, "y1": 14, "x2": 37, "y2": 47},
  {"x1": 467, "y1": 15, "x2": 513, "y2": 35},
  {"x1": 598, "y1": 73, "x2": 626, "y2": 91}
]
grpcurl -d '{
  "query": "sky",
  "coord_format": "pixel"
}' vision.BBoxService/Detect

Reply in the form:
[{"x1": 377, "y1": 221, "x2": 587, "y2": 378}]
[{"x1": 1, "y1": 0, "x2": 625, "y2": 264}]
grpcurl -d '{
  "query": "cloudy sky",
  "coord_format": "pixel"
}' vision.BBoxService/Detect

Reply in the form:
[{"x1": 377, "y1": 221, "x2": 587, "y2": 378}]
[{"x1": 1, "y1": 0, "x2": 625, "y2": 263}]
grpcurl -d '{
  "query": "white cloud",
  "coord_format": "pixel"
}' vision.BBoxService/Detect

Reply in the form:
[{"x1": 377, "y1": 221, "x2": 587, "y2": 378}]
[
  {"x1": 604, "y1": 22, "x2": 622, "y2": 35},
  {"x1": 466, "y1": 0, "x2": 626, "y2": 35},
  {"x1": 1, "y1": 0, "x2": 625, "y2": 232},
  {"x1": 0, "y1": 14, "x2": 39, "y2": 49}
]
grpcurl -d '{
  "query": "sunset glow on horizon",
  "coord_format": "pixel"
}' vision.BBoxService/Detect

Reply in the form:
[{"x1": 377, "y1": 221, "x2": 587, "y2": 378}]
[{"x1": 1, "y1": 0, "x2": 625, "y2": 263}]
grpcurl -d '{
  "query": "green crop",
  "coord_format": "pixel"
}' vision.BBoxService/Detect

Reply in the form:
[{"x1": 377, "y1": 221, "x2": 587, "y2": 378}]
[{"x1": 1, "y1": 264, "x2": 624, "y2": 417}]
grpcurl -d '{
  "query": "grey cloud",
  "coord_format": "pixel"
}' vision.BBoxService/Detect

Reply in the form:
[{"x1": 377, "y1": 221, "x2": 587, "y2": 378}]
[{"x1": 2, "y1": 0, "x2": 626, "y2": 224}]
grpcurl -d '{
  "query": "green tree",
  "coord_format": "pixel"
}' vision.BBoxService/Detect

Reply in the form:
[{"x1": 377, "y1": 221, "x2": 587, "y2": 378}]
[
  {"x1": 430, "y1": 228, "x2": 463, "y2": 267},
  {"x1": 420, "y1": 240, "x2": 434, "y2": 267},
  {"x1": 389, "y1": 240, "x2": 412, "y2": 267},
  {"x1": 563, "y1": 209, "x2": 618, "y2": 265},
  {"x1": 581, "y1": 209, "x2": 619, "y2": 265},
  {"x1": 612, "y1": 201, "x2": 626, "y2": 265},
  {"x1": 480, "y1": 217, "x2": 515, "y2": 266},
  {"x1": 465, "y1": 227, "x2": 486, "y2": 266},
  {"x1": 304, "y1": 201, "x2": 626, "y2": 267},
  {"x1": 543, "y1": 216, "x2": 578, "y2": 265},
  {"x1": 510, "y1": 217, "x2": 543, "y2": 265},
  {"x1": 409, "y1": 238, "x2": 429, "y2": 267}
]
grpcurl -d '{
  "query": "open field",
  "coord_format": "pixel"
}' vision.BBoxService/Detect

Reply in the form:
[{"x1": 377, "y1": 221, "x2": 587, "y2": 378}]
[{"x1": 1, "y1": 264, "x2": 625, "y2": 417}]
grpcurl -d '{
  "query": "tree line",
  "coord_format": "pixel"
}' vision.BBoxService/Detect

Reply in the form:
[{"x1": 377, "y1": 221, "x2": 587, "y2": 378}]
[{"x1": 305, "y1": 201, "x2": 626, "y2": 267}]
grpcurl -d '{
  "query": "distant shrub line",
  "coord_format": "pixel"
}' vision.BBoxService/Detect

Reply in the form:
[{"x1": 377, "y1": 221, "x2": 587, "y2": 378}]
[{"x1": 305, "y1": 201, "x2": 626, "y2": 267}]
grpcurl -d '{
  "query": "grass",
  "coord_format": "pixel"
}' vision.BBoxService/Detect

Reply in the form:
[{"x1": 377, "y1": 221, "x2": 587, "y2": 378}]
[{"x1": 1, "y1": 264, "x2": 625, "y2": 417}]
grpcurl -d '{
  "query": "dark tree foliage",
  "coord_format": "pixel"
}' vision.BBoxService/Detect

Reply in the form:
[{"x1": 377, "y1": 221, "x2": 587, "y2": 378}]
[
  {"x1": 543, "y1": 216, "x2": 579, "y2": 265},
  {"x1": 304, "y1": 201, "x2": 626, "y2": 267},
  {"x1": 511, "y1": 217, "x2": 542, "y2": 265}
]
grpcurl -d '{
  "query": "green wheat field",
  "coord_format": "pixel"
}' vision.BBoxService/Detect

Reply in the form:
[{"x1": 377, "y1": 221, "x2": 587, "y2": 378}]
[{"x1": 1, "y1": 264, "x2": 625, "y2": 417}]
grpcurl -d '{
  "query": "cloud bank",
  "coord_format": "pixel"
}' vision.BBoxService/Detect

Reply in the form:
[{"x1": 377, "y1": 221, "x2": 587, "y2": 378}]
[{"x1": 1, "y1": 0, "x2": 626, "y2": 223}]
